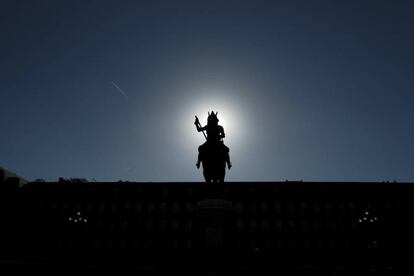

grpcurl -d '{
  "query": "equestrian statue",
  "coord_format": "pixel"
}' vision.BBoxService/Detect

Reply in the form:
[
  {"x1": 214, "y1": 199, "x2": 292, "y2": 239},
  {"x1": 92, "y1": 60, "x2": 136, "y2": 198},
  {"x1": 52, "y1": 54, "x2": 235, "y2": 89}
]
[{"x1": 194, "y1": 111, "x2": 232, "y2": 183}]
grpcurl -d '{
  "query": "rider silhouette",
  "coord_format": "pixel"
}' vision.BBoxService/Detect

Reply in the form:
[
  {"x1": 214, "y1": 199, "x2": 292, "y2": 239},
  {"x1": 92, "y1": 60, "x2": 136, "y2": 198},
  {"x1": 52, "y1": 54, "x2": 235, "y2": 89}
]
[{"x1": 195, "y1": 111, "x2": 232, "y2": 170}]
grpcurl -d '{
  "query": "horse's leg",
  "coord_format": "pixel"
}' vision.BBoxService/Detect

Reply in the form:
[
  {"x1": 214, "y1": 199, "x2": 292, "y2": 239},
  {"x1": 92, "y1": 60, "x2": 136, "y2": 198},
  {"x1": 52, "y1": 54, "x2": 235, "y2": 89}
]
[
  {"x1": 219, "y1": 172, "x2": 225, "y2": 183},
  {"x1": 203, "y1": 167, "x2": 211, "y2": 183},
  {"x1": 223, "y1": 161, "x2": 226, "y2": 182}
]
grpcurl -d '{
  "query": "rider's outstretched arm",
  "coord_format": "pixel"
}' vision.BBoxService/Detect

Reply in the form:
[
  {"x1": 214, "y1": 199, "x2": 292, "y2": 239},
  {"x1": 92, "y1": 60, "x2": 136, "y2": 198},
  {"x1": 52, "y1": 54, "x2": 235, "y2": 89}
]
[
  {"x1": 194, "y1": 116, "x2": 206, "y2": 132},
  {"x1": 195, "y1": 124, "x2": 206, "y2": 132}
]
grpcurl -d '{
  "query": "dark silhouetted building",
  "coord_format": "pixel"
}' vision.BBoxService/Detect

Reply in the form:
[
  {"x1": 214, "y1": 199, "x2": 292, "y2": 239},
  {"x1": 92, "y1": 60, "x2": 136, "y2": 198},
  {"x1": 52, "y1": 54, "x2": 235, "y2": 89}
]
[{"x1": 1, "y1": 176, "x2": 413, "y2": 274}]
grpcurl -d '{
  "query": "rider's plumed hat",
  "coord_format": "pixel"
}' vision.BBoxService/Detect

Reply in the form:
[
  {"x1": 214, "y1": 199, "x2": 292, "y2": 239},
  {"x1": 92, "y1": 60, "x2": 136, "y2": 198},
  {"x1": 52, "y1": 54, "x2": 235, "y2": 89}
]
[{"x1": 207, "y1": 111, "x2": 219, "y2": 123}]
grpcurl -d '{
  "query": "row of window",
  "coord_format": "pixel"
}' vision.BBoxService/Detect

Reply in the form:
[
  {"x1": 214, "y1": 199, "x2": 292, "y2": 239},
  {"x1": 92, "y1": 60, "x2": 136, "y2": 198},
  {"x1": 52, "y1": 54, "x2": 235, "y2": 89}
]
[
  {"x1": 49, "y1": 201, "x2": 378, "y2": 216},
  {"x1": 56, "y1": 237, "x2": 359, "y2": 250},
  {"x1": 60, "y1": 216, "x2": 363, "y2": 233}
]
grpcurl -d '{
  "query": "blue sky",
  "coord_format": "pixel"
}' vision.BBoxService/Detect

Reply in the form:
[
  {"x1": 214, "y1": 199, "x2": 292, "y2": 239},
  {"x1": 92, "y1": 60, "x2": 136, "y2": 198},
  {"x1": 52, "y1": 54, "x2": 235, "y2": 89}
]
[{"x1": 1, "y1": 0, "x2": 413, "y2": 182}]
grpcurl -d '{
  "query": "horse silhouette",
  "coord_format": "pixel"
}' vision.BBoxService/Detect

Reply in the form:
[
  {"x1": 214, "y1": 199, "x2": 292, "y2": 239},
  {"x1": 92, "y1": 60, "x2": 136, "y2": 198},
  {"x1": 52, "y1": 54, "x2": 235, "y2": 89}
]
[{"x1": 198, "y1": 142, "x2": 229, "y2": 183}]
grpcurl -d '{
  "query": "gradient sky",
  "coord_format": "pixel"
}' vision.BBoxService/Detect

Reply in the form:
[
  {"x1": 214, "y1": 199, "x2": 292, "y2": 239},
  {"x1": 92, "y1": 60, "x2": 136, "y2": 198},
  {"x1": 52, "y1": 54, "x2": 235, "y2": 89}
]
[{"x1": 1, "y1": 0, "x2": 413, "y2": 182}]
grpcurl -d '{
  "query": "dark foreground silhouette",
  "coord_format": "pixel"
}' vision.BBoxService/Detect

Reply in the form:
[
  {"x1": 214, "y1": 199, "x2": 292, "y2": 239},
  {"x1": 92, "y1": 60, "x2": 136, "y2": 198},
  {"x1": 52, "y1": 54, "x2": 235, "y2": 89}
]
[
  {"x1": 195, "y1": 111, "x2": 231, "y2": 183},
  {"x1": 1, "y1": 178, "x2": 413, "y2": 275}
]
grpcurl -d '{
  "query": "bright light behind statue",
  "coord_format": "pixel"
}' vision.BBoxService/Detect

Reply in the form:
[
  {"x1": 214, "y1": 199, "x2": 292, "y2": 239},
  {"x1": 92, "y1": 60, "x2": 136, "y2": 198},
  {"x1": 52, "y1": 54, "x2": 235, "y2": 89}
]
[
  {"x1": 173, "y1": 86, "x2": 256, "y2": 181},
  {"x1": 182, "y1": 93, "x2": 244, "y2": 148}
]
